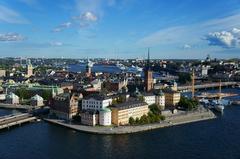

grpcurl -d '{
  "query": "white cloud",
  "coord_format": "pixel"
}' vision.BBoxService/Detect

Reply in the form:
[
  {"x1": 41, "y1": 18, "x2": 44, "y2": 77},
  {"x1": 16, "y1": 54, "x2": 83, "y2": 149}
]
[
  {"x1": 0, "y1": 5, "x2": 28, "y2": 24},
  {"x1": 205, "y1": 28, "x2": 240, "y2": 48},
  {"x1": 72, "y1": 11, "x2": 98, "y2": 22},
  {"x1": 0, "y1": 33, "x2": 26, "y2": 42},
  {"x1": 50, "y1": 41, "x2": 63, "y2": 46},
  {"x1": 136, "y1": 13, "x2": 240, "y2": 47},
  {"x1": 52, "y1": 22, "x2": 72, "y2": 32},
  {"x1": 183, "y1": 44, "x2": 191, "y2": 49}
]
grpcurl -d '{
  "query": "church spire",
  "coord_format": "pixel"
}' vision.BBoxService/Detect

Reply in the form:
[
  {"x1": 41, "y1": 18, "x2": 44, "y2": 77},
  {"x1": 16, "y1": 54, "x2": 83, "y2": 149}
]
[{"x1": 147, "y1": 48, "x2": 150, "y2": 70}]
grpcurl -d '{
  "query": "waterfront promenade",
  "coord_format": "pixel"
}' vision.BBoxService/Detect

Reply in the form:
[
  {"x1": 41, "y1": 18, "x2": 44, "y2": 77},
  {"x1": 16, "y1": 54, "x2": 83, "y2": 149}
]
[{"x1": 44, "y1": 108, "x2": 216, "y2": 135}]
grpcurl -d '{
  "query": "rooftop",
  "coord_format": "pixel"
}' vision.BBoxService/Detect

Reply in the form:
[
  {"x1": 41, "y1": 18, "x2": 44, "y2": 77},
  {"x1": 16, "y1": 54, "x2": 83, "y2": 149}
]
[{"x1": 111, "y1": 100, "x2": 148, "y2": 110}]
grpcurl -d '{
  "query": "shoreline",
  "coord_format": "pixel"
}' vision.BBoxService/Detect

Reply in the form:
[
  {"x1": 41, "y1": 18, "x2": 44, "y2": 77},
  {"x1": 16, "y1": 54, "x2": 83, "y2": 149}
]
[{"x1": 44, "y1": 110, "x2": 216, "y2": 135}]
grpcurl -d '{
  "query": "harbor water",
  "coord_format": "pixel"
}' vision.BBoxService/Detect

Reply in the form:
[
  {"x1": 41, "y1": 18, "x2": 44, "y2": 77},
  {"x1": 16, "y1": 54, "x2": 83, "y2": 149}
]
[{"x1": 0, "y1": 88, "x2": 240, "y2": 159}]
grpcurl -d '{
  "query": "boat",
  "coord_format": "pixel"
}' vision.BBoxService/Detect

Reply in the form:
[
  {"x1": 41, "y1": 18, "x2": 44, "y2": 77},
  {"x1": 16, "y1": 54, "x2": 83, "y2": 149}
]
[
  {"x1": 116, "y1": 63, "x2": 126, "y2": 70},
  {"x1": 213, "y1": 100, "x2": 224, "y2": 113}
]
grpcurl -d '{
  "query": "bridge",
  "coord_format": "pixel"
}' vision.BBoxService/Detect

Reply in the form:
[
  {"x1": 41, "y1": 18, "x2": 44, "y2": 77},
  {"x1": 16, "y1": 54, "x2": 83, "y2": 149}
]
[
  {"x1": 0, "y1": 103, "x2": 42, "y2": 110},
  {"x1": 178, "y1": 82, "x2": 238, "y2": 92},
  {"x1": 0, "y1": 113, "x2": 37, "y2": 130}
]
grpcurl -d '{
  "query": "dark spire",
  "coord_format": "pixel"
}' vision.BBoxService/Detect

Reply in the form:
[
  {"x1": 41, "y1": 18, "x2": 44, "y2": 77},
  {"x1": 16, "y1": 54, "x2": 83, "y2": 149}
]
[{"x1": 147, "y1": 48, "x2": 150, "y2": 70}]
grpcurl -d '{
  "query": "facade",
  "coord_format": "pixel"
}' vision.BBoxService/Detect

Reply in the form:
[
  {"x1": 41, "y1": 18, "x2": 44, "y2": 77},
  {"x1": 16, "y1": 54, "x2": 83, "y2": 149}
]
[
  {"x1": 143, "y1": 93, "x2": 155, "y2": 105},
  {"x1": 0, "y1": 70, "x2": 6, "y2": 77},
  {"x1": 108, "y1": 78, "x2": 128, "y2": 92},
  {"x1": 164, "y1": 90, "x2": 181, "y2": 107},
  {"x1": 50, "y1": 93, "x2": 79, "y2": 120},
  {"x1": 30, "y1": 94, "x2": 44, "y2": 106},
  {"x1": 99, "y1": 108, "x2": 112, "y2": 126},
  {"x1": 111, "y1": 101, "x2": 149, "y2": 126},
  {"x1": 6, "y1": 92, "x2": 19, "y2": 105},
  {"x1": 81, "y1": 110, "x2": 99, "y2": 126},
  {"x1": 82, "y1": 95, "x2": 112, "y2": 111},
  {"x1": 26, "y1": 59, "x2": 33, "y2": 77},
  {"x1": 155, "y1": 91, "x2": 165, "y2": 110}
]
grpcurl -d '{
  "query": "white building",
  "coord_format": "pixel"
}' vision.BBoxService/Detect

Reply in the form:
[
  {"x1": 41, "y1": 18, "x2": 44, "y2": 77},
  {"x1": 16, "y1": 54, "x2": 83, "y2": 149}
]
[
  {"x1": 82, "y1": 95, "x2": 112, "y2": 111},
  {"x1": 91, "y1": 79, "x2": 102, "y2": 91},
  {"x1": 143, "y1": 93, "x2": 156, "y2": 105},
  {"x1": 201, "y1": 66, "x2": 210, "y2": 76},
  {"x1": 99, "y1": 108, "x2": 112, "y2": 126},
  {"x1": 6, "y1": 92, "x2": 19, "y2": 105},
  {"x1": 30, "y1": 94, "x2": 44, "y2": 106},
  {"x1": 155, "y1": 91, "x2": 165, "y2": 110}
]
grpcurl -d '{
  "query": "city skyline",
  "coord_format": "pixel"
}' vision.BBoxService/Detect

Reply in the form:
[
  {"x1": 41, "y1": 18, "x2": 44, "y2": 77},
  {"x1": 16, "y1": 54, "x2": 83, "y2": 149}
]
[{"x1": 0, "y1": 0, "x2": 240, "y2": 59}]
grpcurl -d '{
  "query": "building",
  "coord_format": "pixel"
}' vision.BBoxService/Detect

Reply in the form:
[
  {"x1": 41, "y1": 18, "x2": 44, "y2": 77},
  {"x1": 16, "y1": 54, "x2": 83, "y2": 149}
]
[
  {"x1": 6, "y1": 92, "x2": 19, "y2": 105},
  {"x1": 81, "y1": 110, "x2": 99, "y2": 126},
  {"x1": 86, "y1": 59, "x2": 93, "y2": 77},
  {"x1": 155, "y1": 90, "x2": 165, "y2": 110},
  {"x1": 91, "y1": 79, "x2": 102, "y2": 91},
  {"x1": 0, "y1": 70, "x2": 6, "y2": 77},
  {"x1": 50, "y1": 93, "x2": 79, "y2": 120},
  {"x1": 26, "y1": 59, "x2": 33, "y2": 77},
  {"x1": 82, "y1": 94, "x2": 112, "y2": 111},
  {"x1": 164, "y1": 89, "x2": 181, "y2": 108},
  {"x1": 111, "y1": 101, "x2": 149, "y2": 126},
  {"x1": 142, "y1": 92, "x2": 155, "y2": 105},
  {"x1": 30, "y1": 94, "x2": 44, "y2": 106},
  {"x1": 108, "y1": 78, "x2": 128, "y2": 92},
  {"x1": 144, "y1": 49, "x2": 153, "y2": 92},
  {"x1": 99, "y1": 108, "x2": 112, "y2": 126}
]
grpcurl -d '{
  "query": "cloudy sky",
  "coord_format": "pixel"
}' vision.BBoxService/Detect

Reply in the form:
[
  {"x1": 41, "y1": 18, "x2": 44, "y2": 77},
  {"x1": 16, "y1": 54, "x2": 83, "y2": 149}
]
[{"x1": 0, "y1": 0, "x2": 240, "y2": 59}]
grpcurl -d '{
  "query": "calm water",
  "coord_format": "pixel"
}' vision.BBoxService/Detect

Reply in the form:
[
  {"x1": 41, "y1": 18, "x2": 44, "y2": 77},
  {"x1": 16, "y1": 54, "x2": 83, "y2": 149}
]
[
  {"x1": 1, "y1": 89, "x2": 240, "y2": 159},
  {"x1": 69, "y1": 64, "x2": 122, "y2": 73},
  {"x1": 69, "y1": 64, "x2": 162, "y2": 77}
]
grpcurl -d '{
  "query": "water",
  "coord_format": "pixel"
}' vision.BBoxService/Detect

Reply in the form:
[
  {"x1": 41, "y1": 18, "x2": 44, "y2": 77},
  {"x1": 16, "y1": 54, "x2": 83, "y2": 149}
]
[
  {"x1": 0, "y1": 89, "x2": 240, "y2": 159},
  {"x1": 69, "y1": 64, "x2": 122, "y2": 74},
  {"x1": 69, "y1": 64, "x2": 162, "y2": 77}
]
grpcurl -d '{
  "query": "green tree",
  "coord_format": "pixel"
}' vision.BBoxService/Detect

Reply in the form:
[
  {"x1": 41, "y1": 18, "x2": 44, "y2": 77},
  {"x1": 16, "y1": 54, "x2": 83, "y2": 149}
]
[
  {"x1": 149, "y1": 104, "x2": 161, "y2": 115},
  {"x1": 129, "y1": 117, "x2": 135, "y2": 125},
  {"x1": 178, "y1": 72, "x2": 191, "y2": 84},
  {"x1": 178, "y1": 96, "x2": 199, "y2": 111}
]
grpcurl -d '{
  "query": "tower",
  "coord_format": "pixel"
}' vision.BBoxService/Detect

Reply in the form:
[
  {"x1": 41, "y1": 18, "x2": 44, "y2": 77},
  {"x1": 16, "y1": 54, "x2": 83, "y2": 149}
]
[
  {"x1": 86, "y1": 58, "x2": 92, "y2": 77},
  {"x1": 26, "y1": 59, "x2": 33, "y2": 77},
  {"x1": 192, "y1": 69, "x2": 195, "y2": 99},
  {"x1": 144, "y1": 48, "x2": 153, "y2": 92}
]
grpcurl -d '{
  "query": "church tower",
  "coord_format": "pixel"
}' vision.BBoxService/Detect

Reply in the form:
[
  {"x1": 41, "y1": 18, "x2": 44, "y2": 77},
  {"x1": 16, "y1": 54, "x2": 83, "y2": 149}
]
[
  {"x1": 144, "y1": 48, "x2": 153, "y2": 92},
  {"x1": 26, "y1": 59, "x2": 33, "y2": 77},
  {"x1": 86, "y1": 58, "x2": 92, "y2": 77}
]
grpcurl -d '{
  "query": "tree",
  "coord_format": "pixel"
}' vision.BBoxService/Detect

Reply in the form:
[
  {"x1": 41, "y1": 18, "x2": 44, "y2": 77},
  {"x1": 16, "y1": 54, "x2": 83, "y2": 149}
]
[
  {"x1": 135, "y1": 117, "x2": 140, "y2": 124},
  {"x1": 178, "y1": 72, "x2": 191, "y2": 84},
  {"x1": 178, "y1": 96, "x2": 199, "y2": 111},
  {"x1": 129, "y1": 117, "x2": 135, "y2": 125},
  {"x1": 140, "y1": 114, "x2": 149, "y2": 124},
  {"x1": 149, "y1": 104, "x2": 161, "y2": 115}
]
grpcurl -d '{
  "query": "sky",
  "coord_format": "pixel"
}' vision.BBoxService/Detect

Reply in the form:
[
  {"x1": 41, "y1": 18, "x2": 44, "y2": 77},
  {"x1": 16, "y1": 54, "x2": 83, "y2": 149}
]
[{"x1": 0, "y1": 0, "x2": 240, "y2": 59}]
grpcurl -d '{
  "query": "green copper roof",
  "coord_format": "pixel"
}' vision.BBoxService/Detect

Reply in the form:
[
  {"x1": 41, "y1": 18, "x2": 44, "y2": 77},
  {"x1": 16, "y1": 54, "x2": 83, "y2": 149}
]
[{"x1": 100, "y1": 108, "x2": 111, "y2": 113}]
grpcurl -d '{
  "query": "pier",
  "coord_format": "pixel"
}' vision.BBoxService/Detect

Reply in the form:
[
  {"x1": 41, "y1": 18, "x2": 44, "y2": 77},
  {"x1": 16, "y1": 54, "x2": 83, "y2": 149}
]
[{"x1": 0, "y1": 113, "x2": 37, "y2": 130}]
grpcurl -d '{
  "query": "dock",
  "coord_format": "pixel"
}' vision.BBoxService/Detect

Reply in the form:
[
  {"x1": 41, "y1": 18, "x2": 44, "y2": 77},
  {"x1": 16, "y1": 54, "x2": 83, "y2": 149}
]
[
  {"x1": 196, "y1": 92, "x2": 238, "y2": 99},
  {"x1": 0, "y1": 113, "x2": 37, "y2": 130}
]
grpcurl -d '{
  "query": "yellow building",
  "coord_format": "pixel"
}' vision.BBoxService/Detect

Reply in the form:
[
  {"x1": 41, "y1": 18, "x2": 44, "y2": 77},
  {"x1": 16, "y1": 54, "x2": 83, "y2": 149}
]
[
  {"x1": 111, "y1": 101, "x2": 149, "y2": 126},
  {"x1": 164, "y1": 89, "x2": 181, "y2": 107}
]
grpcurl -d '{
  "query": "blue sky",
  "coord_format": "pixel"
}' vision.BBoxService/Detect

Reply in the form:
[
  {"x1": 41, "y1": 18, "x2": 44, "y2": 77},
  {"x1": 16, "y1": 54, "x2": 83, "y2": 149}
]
[{"x1": 0, "y1": 0, "x2": 240, "y2": 59}]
